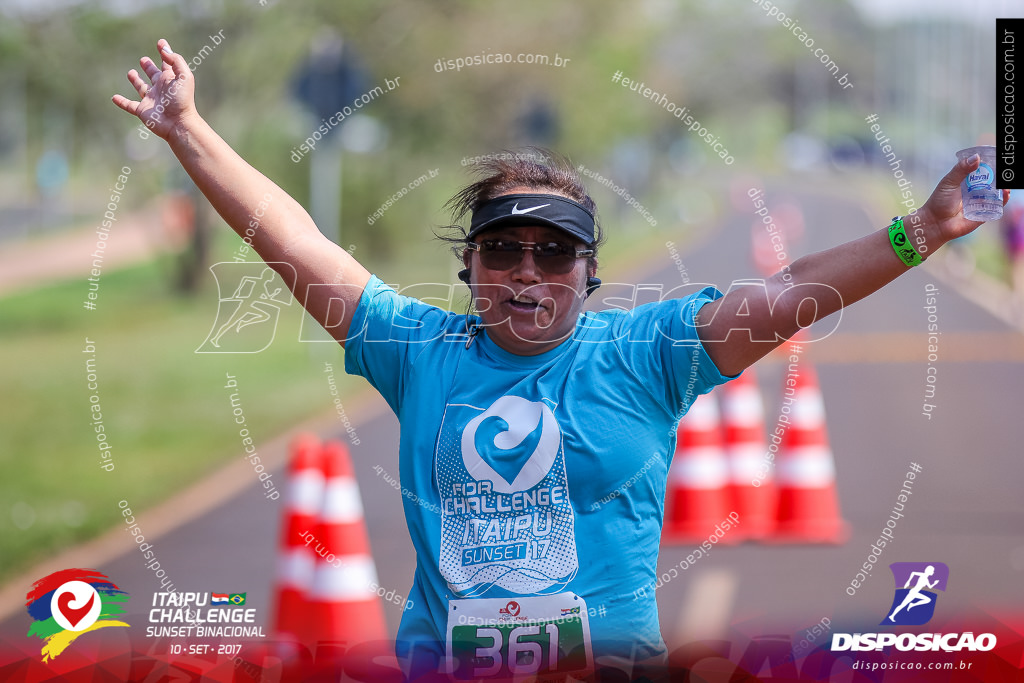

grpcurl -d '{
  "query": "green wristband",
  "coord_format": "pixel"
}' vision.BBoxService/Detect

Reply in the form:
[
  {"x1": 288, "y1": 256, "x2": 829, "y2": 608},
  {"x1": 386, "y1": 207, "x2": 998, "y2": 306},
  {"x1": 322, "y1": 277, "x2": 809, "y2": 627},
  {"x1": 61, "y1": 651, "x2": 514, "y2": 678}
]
[{"x1": 887, "y1": 216, "x2": 923, "y2": 267}]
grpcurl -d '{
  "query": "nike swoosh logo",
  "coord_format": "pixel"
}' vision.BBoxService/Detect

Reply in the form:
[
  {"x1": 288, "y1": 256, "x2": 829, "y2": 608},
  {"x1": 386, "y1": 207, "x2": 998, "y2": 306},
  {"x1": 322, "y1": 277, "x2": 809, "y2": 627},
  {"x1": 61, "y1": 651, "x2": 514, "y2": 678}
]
[{"x1": 510, "y1": 203, "x2": 550, "y2": 215}]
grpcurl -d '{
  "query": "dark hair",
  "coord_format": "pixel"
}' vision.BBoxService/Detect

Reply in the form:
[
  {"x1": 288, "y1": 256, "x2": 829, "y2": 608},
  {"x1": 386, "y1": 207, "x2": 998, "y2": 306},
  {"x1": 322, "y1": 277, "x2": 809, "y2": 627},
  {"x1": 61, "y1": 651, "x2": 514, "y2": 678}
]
[{"x1": 437, "y1": 147, "x2": 604, "y2": 274}]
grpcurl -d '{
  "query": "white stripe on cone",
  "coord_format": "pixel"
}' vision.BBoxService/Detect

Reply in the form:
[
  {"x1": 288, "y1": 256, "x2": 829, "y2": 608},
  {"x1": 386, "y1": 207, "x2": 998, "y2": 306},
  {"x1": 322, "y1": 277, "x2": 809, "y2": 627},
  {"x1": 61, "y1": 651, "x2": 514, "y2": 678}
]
[
  {"x1": 671, "y1": 447, "x2": 729, "y2": 488},
  {"x1": 308, "y1": 555, "x2": 380, "y2": 602},
  {"x1": 727, "y1": 444, "x2": 768, "y2": 481},
  {"x1": 721, "y1": 388, "x2": 764, "y2": 427},
  {"x1": 790, "y1": 388, "x2": 826, "y2": 428},
  {"x1": 286, "y1": 470, "x2": 325, "y2": 515},
  {"x1": 277, "y1": 548, "x2": 315, "y2": 589},
  {"x1": 776, "y1": 446, "x2": 836, "y2": 487},
  {"x1": 683, "y1": 394, "x2": 719, "y2": 429},
  {"x1": 321, "y1": 478, "x2": 365, "y2": 524}
]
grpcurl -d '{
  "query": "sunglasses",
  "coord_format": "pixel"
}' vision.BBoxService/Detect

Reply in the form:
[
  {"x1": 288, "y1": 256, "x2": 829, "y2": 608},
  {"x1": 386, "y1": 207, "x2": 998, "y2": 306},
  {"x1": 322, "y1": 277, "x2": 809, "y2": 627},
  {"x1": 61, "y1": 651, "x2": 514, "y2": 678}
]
[{"x1": 466, "y1": 239, "x2": 594, "y2": 275}]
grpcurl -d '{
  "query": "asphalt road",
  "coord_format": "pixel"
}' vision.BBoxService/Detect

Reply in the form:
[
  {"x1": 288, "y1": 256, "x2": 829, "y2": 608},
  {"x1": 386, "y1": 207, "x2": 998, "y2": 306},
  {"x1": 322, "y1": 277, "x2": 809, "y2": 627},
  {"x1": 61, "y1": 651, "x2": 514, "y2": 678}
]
[{"x1": 3, "y1": 180, "x2": 1023, "y2": 678}]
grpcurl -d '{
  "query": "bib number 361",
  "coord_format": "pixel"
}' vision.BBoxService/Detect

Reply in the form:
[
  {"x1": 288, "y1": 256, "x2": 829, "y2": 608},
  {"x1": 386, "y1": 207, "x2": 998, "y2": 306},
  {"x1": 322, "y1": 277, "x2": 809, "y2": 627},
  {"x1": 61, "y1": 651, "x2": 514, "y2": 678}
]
[
  {"x1": 445, "y1": 594, "x2": 592, "y2": 679},
  {"x1": 452, "y1": 620, "x2": 584, "y2": 678}
]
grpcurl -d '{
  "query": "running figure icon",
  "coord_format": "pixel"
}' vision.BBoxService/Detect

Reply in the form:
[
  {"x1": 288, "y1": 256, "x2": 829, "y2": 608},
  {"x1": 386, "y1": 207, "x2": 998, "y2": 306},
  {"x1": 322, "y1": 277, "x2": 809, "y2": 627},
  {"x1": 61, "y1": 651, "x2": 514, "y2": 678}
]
[
  {"x1": 196, "y1": 263, "x2": 294, "y2": 353},
  {"x1": 210, "y1": 268, "x2": 284, "y2": 347},
  {"x1": 887, "y1": 565, "x2": 939, "y2": 622}
]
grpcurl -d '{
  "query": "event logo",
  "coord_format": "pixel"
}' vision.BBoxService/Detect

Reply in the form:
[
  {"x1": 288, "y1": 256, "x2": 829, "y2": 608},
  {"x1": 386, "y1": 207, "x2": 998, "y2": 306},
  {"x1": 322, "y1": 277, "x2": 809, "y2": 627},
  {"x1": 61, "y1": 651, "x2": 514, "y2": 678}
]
[
  {"x1": 25, "y1": 569, "x2": 129, "y2": 662},
  {"x1": 438, "y1": 394, "x2": 578, "y2": 596},
  {"x1": 196, "y1": 263, "x2": 293, "y2": 353},
  {"x1": 461, "y1": 395, "x2": 560, "y2": 493},
  {"x1": 882, "y1": 562, "x2": 948, "y2": 626}
]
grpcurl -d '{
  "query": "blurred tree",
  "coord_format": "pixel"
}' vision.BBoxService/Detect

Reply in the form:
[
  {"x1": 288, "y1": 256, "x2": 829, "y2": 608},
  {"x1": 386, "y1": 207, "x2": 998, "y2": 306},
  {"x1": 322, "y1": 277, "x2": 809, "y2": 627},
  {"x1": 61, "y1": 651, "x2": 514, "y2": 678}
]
[{"x1": 0, "y1": 0, "x2": 892, "y2": 276}]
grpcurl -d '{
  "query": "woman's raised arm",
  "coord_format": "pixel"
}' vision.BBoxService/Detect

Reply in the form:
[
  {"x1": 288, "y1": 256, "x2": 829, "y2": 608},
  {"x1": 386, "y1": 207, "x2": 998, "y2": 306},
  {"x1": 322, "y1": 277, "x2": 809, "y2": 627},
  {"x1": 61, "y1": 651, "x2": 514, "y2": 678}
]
[
  {"x1": 696, "y1": 154, "x2": 1011, "y2": 377},
  {"x1": 112, "y1": 39, "x2": 371, "y2": 345}
]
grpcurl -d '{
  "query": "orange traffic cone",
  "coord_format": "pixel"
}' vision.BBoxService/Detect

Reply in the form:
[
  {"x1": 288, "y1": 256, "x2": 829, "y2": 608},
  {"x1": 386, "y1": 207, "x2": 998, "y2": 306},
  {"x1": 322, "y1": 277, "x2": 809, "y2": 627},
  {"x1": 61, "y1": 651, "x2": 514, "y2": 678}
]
[
  {"x1": 721, "y1": 368, "x2": 776, "y2": 541},
  {"x1": 304, "y1": 440, "x2": 388, "y2": 648},
  {"x1": 664, "y1": 393, "x2": 732, "y2": 544},
  {"x1": 750, "y1": 200, "x2": 805, "y2": 277},
  {"x1": 769, "y1": 365, "x2": 849, "y2": 544},
  {"x1": 273, "y1": 433, "x2": 325, "y2": 643}
]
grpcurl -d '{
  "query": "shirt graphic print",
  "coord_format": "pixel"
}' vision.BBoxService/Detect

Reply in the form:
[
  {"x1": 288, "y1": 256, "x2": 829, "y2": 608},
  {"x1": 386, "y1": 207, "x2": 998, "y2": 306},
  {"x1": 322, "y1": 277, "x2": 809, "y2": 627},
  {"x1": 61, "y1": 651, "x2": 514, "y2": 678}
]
[{"x1": 436, "y1": 395, "x2": 577, "y2": 597}]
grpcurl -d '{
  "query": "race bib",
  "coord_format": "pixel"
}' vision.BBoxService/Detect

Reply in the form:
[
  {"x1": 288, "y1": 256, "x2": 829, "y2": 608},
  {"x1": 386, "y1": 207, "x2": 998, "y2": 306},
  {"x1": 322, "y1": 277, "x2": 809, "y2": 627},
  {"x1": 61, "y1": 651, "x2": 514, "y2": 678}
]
[
  {"x1": 435, "y1": 395, "x2": 579, "y2": 596},
  {"x1": 445, "y1": 594, "x2": 593, "y2": 679}
]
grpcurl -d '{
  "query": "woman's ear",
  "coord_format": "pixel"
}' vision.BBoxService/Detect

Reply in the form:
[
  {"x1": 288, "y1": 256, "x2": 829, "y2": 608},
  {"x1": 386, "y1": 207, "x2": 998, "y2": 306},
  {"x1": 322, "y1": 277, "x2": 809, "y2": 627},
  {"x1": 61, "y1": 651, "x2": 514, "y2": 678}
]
[
  {"x1": 459, "y1": 249, "x2": 472, "y2": 285},
  {"x1": 585, "y1": 259, "x2": 601, "y2": 297}
]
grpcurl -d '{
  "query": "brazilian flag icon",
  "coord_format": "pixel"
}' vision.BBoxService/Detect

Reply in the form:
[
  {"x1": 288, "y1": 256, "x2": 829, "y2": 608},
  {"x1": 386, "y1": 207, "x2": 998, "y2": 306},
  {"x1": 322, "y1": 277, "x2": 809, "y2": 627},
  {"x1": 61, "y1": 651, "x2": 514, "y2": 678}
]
[{"x1": 228, "y1": 593, "x2": 246, "y2": 605}]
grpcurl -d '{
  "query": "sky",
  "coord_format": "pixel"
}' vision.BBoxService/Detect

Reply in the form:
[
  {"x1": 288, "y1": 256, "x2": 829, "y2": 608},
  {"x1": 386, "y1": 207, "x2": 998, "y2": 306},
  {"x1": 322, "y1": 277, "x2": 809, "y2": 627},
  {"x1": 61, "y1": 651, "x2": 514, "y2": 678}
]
[{"x1": 849, "y1": 0, "x2": 1023, "y2": 25}]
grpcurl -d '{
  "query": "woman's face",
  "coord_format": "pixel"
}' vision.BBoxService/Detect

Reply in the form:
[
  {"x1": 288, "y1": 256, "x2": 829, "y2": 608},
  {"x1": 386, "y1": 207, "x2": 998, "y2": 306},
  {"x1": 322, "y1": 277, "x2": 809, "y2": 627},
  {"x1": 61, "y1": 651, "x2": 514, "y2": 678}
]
[{"x1": 464, "y1": 223, "x2": 593, "y2": 356}]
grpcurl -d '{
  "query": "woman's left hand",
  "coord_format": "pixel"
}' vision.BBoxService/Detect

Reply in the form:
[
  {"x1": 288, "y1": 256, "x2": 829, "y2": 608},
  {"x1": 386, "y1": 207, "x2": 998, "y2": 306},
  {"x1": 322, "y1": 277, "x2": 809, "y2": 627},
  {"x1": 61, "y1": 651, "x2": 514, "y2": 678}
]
[{"x1": 918, "y1": 154, "x2": 1011, "y2": 247}]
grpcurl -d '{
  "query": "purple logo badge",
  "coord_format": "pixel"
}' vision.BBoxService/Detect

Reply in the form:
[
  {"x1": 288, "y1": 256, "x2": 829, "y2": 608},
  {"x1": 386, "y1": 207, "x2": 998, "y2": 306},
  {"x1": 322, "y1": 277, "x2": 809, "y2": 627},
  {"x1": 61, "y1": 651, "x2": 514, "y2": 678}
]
[{"x1": 881, "y1": 562, "x2": 949, "y2": 626}]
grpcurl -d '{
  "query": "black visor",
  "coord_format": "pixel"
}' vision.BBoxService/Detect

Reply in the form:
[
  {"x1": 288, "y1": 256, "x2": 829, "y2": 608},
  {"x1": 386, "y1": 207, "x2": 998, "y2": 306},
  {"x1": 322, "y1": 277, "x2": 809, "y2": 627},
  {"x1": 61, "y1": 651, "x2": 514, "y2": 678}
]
[{"x1": 467, "y1": 193, "x2": 596, "y2": 246}]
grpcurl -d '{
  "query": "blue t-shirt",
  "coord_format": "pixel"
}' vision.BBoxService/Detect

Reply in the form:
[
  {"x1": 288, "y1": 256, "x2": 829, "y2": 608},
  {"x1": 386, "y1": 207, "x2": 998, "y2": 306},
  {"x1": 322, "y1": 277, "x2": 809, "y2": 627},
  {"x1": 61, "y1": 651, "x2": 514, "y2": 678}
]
[{"x1": 344, "y1": 275, "x2": 733, "y2": 679}]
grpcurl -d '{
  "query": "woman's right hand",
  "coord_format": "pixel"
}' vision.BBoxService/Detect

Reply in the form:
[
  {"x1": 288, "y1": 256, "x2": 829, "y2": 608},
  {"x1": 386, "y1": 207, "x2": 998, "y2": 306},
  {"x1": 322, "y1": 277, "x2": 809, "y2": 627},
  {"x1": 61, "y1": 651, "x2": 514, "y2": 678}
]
[{"x1": 111, "y1": 39, "x2": 198, "y2": 141}]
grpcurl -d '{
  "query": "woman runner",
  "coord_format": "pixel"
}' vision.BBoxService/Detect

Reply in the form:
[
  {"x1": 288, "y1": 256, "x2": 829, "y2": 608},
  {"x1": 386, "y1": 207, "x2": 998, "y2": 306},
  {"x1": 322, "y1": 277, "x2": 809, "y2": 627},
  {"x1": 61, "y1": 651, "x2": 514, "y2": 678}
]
[{"x1": 113, "y1": 39, "x2": 1008, "y2": 681}]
